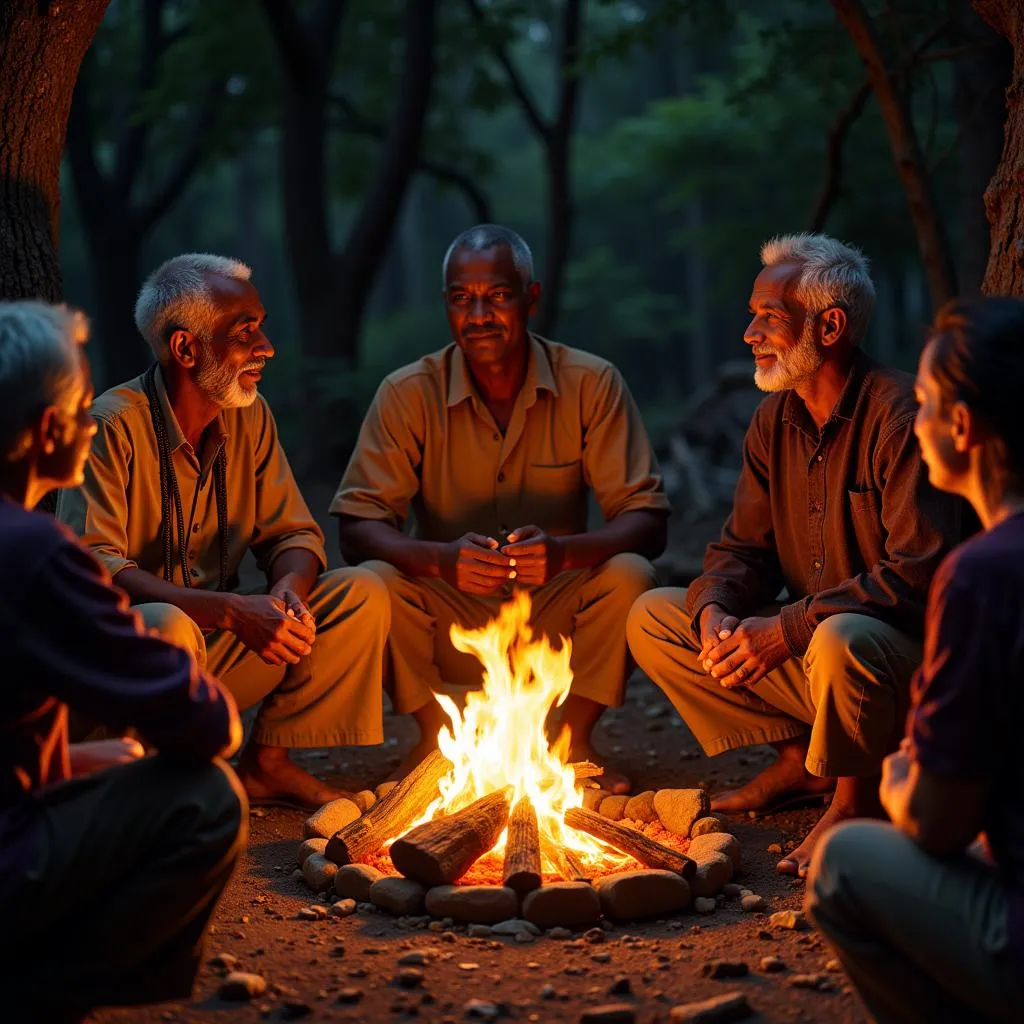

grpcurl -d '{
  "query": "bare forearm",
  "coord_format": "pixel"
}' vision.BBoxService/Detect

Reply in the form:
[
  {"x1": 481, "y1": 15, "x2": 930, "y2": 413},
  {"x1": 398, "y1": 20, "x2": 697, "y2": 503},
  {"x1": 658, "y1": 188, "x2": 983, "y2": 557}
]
[
  {"x1": 114, "y1": 567, "x2": 237, "y2": 631},
  {"x1": 268, "y1": 548, "x2": 321, "y2": 601},
  {"x1": 559, "y1": 510, "x2": 667, "y2": 572},
  {"x1": 338, "y1": 517, "x2": 445, "y2": 578}
]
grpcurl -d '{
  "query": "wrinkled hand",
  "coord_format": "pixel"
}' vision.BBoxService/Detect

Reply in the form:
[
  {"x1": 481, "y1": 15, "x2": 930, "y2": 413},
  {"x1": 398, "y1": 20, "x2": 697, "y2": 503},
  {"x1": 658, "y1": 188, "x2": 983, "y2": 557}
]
[
  {"x1": 269, "y1": 580, "x2": 316, "y2": 633},
  {"x1": 229, "y1": 593, "x2": 316, "y2": 666},
  {"x1": 440, "y1": 532, "x2": 514, "y2": 595},
  {"x1": 69, "y1": 737, "x2": 145, "y2": 777},
  {"x1": 501, "y1": 525, "x2": 565, "y2": 587},
  {"x1": 698, "y1": 604, "x2": 740, "y2": 664},
  {"x1": 702, "y1": 613, "x2": 789, "y2": 689}
]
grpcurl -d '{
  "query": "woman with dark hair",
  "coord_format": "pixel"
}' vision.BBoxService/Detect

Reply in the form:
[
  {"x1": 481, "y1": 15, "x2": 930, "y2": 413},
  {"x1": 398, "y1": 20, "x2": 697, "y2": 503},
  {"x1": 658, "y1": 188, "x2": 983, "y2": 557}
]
[{"x1": 805, "y1": 297, "x2": 1024, "y2": 1023}]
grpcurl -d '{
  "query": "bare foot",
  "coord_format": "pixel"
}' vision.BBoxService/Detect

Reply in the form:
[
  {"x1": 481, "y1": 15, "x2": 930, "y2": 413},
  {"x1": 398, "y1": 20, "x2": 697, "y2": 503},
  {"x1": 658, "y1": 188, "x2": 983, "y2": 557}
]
[
  {"x1": 238, "y1": 743, "x2": 355, "y2": 810},
  {"x1": 776, "y1": 774, "x2": 884, "y2": 877},
  {"x1": 711, "y1": 739, "x2": 834, "y2": 814}
]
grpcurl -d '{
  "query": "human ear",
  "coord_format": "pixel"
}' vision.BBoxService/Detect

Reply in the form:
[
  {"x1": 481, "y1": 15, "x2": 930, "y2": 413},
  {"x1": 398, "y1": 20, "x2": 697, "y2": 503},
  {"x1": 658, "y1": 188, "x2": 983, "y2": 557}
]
[
  {"x1": 950, "y1": 401, "x2": 972, "y2": 453},
  {"x1": 169, "y1": 329, "x2": 198, "y2": 368},
  {"x1": 37, "y1": 406, "x2": 60, "y2": 455},
  {"x1": 819, "y1": 307, "x2": 847, "y2": 348},
  {"x1": 526, "y1": 281, "x2": 542, "y2": 318}
]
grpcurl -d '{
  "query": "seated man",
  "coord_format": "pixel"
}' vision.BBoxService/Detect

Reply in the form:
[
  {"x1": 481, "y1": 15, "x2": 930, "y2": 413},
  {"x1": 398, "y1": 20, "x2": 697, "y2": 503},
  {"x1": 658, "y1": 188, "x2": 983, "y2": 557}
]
[
  {"x1": 807, "y1": 298, "x2": 1024, "y2": 1023},
  {"x1": 333, "y1": 224, "x2": 670, "y2": 791},
  {"x1": 627, "y1": 232, "x2": 961, "y2": 874},
  {"x1": 0, "y1": 301, "x2": 244, "y2": 1023},
  {"x1": 58, "y1": 253, "x2": 390, "y2": 809}
]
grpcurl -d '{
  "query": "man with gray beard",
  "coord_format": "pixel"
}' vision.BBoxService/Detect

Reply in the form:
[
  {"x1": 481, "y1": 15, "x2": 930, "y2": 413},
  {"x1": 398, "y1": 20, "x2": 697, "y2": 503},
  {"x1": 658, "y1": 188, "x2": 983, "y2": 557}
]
[
  {"x1": 627, "y1": 233, "x2": 962, "y2": 875},
  {"x1": 58, "y1": 254, "x2": 390, "y2": 810}
]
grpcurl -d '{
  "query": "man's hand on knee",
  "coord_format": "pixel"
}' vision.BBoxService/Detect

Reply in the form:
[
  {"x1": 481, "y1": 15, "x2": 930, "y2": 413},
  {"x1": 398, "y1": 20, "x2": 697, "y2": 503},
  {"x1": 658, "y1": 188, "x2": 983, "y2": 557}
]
[
  {"x1": 226, "y1": 594, "x2": 316, "y2": 665},
  {"x1": 703, "y1": 613, "x2": 789, "y2": 688}
]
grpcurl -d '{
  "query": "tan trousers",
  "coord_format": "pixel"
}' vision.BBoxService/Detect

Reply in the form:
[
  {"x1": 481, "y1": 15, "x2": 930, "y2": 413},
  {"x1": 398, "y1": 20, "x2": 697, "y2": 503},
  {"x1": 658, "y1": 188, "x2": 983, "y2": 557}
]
[
  {"x1": 364, "y1": 554, "x2": 659, "y2": 714},
  {"x1": 626, "y1": 587, "x2": 921, "y2": 777},
  {"x1": 807, "y1": 821, "x2": 1023, "y2": 1023},
  {"x1": 137, "y1": 567, "x2": 390, "y2": 747},
  {"x1": 0, "y1": 756, "x2": 245, "y2": 1019}
]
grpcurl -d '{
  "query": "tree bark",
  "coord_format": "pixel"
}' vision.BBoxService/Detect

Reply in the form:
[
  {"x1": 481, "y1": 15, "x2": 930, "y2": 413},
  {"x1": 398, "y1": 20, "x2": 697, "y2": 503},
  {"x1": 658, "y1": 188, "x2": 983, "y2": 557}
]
[
  {"x1": 502, "y1": 796, "x2": 543, "y2": 895},
  {"x1": 972, "y1": 0, "x2": 1024, "y2": 295},
  {"x1": 0, "y1": 0, "x2": 109, "y2": 301},
  {"x1": 563, "y1": 807, "x2": 697, "y2": 879},
  {"x1": 831, "y1": 0, "x2": 958, "y2": 311}
]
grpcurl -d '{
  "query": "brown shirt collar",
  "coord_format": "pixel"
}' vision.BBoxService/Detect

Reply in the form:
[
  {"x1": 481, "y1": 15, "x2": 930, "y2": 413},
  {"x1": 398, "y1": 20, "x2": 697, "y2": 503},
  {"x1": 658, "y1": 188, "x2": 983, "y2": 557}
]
[{"x1": 447, "y1": 333, "x2": 561, "y2": 410}]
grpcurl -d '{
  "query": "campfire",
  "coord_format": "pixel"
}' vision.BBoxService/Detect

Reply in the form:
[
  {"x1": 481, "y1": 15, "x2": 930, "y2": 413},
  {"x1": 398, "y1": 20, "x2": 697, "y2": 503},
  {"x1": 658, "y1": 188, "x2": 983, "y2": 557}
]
[{"x1": 297, "y1": 592, "x2": 743, "y2": 927}]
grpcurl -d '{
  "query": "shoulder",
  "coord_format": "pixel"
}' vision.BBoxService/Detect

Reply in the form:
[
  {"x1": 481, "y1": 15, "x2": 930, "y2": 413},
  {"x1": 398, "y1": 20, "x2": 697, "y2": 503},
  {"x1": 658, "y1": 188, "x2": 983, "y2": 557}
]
[
  {"x1": 859, "y1": 358, "x2": 918, "y2": 422},
  {"x1": 748, "y1": 391, "x2": 787, "y2": 441},
  {"x1": 0, "y1": 501, "x2": 82, "y2": 579},
  {"x1": 90, "y1": 374, "x2": 150, "y2": 431},
  {"x1": 543, "y1": 338, "x2": 617, "y2": 385},
  {"x1": 375, "y1": 346, "x2": 453, "y2": 414},
  {"x1": 938, "y1": 519, "x2": 1024, "y2": 592}
]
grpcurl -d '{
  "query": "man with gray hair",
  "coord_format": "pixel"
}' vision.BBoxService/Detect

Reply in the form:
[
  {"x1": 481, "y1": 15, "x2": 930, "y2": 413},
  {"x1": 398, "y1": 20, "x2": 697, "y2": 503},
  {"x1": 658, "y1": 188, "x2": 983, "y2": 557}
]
[
  {"x1": 0, "y1": 301, "x2": 244, "y2": 1020},
  {"x1": 627, "y1": 232, "x2": 962, "y2": 875},
  {"x1": 58, "y1": 253, "x2": 391, "y2": 809}
]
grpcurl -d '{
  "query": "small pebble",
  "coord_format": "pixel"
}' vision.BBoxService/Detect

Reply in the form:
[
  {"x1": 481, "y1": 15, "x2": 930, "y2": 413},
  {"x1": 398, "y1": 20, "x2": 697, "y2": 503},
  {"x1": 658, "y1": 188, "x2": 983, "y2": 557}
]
[
  {"x1": 548, "y1": 926, "x2": 572, "y2": 939},
  {"x1": 579, "y1": 1006, "x2": 636, "y2": 1024},
  {"x1": 701, "y1": 960, "x2": 749, "y2": 979},
  {"x1": 394, "y1": 968, "x2": 424, "y2": 989},
  {"x1": 767, "y1": 843, "x2": 783, "y2": 854},
  {"x1": 465, "y1": 998, "x2": 503, "y2": 1019},
  {"x1": 789, "y1": 972, "x2": 832, "y2": 990},
  {"x1": 329, "y1": 898, "x2": 357, "y2": 918},
  {"x1": 540, "y1": 984, "x2": 557, "y2": 1000},
  {"x1": 336, "y1": 987, "x2": 363, "y2": 1004},
  {"x1": 694, "y1": 897, "x2": 717, "y2": 914},
  {"x1": 760, "y1": 955, "x2": 786, "y2": 973},
  {"x1": 608, "y1": 976, "x2": 632, "y2": 995},
  {"x1": 740, "y1": 894, "x2": 766, "y2": 913},
  {"x1": 769, "y1": 909, "x2": 809, "y2": 931},
  {"x1": 219, "y1": 971, "x2": 267, "y2": 1000},
  {"x1": 722, "y1": 883, "x2": 743, "y2": 899}
]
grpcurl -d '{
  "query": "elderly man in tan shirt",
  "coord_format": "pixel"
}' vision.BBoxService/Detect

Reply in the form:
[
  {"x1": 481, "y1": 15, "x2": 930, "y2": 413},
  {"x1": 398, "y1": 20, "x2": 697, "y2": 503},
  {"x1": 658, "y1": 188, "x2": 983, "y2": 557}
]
[
  {"x1": 332, "y1": 225, "x2": 670, "y2": 791},
  {"x1": 58, "y1": 253, "x2": 390, "y2": 809}
]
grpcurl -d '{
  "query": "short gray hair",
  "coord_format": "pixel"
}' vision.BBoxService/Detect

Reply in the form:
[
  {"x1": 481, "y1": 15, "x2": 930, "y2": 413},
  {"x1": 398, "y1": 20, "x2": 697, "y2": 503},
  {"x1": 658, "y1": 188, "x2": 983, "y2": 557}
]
[
  {"x1": 442, "y1": 224, "x2": 534, "y2": 289},
  {"x1": 0, "y1": 301, "x2": 87, "y2": 461},
  {"x1": 761, "y1": 233, "x2": 876, "y2": 344},
  {"x1": 135, "y1": 252, "x2": 251, "y2": 362}
]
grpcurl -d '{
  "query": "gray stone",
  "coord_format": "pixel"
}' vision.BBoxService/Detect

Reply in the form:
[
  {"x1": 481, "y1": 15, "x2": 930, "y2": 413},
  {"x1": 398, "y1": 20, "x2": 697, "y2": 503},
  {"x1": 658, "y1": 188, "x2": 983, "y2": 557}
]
[
  {"x1": 579, "y1": 1005, "x2": 636, "y2": 1023},
  {"x1": 336, "y1": 987, "x2": 363, "y2": 1004},
  {"x1": 688, "y1": 832, "x2": 742, "y2": 872},
  {"x1": 303, "y1": 798, "x2": 361, "y2": 840},
  {"x1": 548, "y1": 927, "x2": 572, "y2": 939},
  {"x1": 689, "y1": 816, "x2": 726, "y2": 838},
  {"x1": 491, "y1": 919, "x2": 541, "y2": 937},
  {"x1": 394, "y1": 967, "x2": 424, "y2": 988},
  {"x1": 690, "y1": 852, "x2": 734, "y2": 898},
  {"x1": 741, "y1": 894, "x2": 766, "y2": 913},
  {"x1": 701, "y1": 960, "x2": 749, "y2": 979},
  {"x1": 398, "y1": 948, "x2": 440, "y2": 965},
  {"x1": 722, "y1": 883, "x2": 744, "y2": 899},
  {"x1": 425, "y1": 885, "x2": 519, "y2": 924},
  {"x1": 468, "y1": 924, "x2": 492, "y2": 938},
  {"x1": 582, "y1": 788, "x2": 610, "y2": 812},
  {"x1": 653, "y1": 789, "x2": 710, "y2": 836},
  {"x1": 465, "y1": 999, "x2": 503, "y2": 1019},
  {"x1": 522, "y1": 882, "x2": 602, "y2": 929},
  {"x1": 595, "y1": 870, "x2": 691, "y2": 922},
  {"x1": 334, "y1": 863, "x2": 384, "y2": 901},
  {"x1": 296, "y1": 838, "x2": 328, "y2": 867},
  {"x1": 788, "y1": 973, "x2": 832, "y2": 990},
  {"x1": 369, "y1": 877, "x2": 427, "y2": 915},
  {"x1": 623, "y1": 790, "x2": 657, "y2": 824},
  {"x1": 598, "y1": 795, "x2": 630, "y2": 820},
  {"x1": 297, "y1": 905, "x2": 328, "y2": 920},
  {"x1": 208, "y1": 951, "x2": 238, "y2": 972},
  {"x1": 353, "y1": 789, "x2": 376, "y2": 812},
  {"x1": 693, "y1": 897, "x2": 717, "y2": 914},
  {"x1": 329, "y1": 898, "x2": 357, "y2": 918},
  {"x1": 219, "y1": 971, "x2": 267, "y2": 1000},
  {"x1": 301, "y1": 853, "x2": 338, "y2": 892},
  {"x1": 669, "y1": 992, "x2": 753, "y2": 1023},
  {"x1": 374, "y1": 780, "x2": 399, "y2": 801},
  {"x1": 759, "y1": 956, "x2": 786, "y2": 973}
]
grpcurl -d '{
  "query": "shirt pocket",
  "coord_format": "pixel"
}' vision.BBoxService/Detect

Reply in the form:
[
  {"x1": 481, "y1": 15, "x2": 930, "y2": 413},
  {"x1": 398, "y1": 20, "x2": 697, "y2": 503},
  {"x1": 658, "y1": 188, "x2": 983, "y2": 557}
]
[
  {"x1": 847, "y1": 487, "x2": 884, "y2": 565},
  {"x1": 529, "y1": 460, "x2": 584, "y2": 496}
]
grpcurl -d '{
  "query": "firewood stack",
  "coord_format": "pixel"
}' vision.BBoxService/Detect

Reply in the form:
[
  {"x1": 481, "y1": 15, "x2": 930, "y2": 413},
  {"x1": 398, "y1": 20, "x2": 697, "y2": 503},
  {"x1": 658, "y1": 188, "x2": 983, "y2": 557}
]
[{"x1": 296, "y1": 758, "x2": 745, "y2": 928}]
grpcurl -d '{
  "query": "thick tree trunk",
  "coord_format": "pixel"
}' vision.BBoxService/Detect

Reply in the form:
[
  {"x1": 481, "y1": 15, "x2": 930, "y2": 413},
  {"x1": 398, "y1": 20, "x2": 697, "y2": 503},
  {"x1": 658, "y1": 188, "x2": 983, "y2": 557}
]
[
  {"x1": 973, "y1": 0, "x2": 1024, "y2": 295},
  {"x1": 0, "y1": 0, "x2": 109, "y2": 300}
]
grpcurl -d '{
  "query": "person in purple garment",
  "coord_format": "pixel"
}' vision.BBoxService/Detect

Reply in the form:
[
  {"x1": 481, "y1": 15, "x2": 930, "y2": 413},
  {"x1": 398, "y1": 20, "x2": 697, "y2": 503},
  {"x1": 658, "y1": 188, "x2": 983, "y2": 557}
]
[
  {"x1": 806, "y1": 297, "x2": 1024, "y2": 1023},
  {"x1": 0, "y1": 301, "x2": 246, "y2": 1023}
]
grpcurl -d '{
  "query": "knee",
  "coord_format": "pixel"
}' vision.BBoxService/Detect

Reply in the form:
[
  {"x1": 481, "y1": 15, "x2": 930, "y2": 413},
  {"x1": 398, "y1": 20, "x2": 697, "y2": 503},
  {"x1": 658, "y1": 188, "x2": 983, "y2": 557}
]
[
  {"x1": 359, "y1": 559, "x2": 407, "y2": 597},
  {"x1": 805, "y1": 614, "x2": 886, "y2": 675},
  {"x1": 185, "y1": 759, "x2": 248, "y2": 855},
  {"x1": 136, "y1": 603, "x2": 205, "y2": 660},
  {"x1": 323, "y1": 566, "x2": 392, "y2": 629},
  {"x1": 805, "y1": 819, "x2": 891, "y2": 926},
  {"x1": 626, "y1": 586, "x2": 690, "y2": 658},
  {"x1": 599, "y1": 553, "x2": 659, "y2": 599}
]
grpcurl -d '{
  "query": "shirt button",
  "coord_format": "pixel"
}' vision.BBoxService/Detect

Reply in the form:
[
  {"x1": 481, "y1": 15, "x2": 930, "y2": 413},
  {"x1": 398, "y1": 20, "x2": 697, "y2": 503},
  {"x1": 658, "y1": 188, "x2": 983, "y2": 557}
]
[
  {"x1": 817, "y1": 454, "x2": 824, "y2": 462},
  {"x1": 192, "y1": 524, "x2": 199, "y2": 533},
  {"x1": 493, "y1": 433, "x2": 500, "y2": 442},
  {"x1": 497, "y1": 472, "x2": 505, "y2": 483},
  {"x1": 813, "y1": 560, "x2": 822, "y2": 569}
]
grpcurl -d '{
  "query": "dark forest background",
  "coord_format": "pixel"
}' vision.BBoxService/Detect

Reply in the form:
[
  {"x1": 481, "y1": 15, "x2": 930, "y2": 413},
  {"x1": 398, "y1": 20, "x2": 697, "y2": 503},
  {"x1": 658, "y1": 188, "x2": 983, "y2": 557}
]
[{"x1": 44, "y1": 0, "x2": 1012, "y2": 523}]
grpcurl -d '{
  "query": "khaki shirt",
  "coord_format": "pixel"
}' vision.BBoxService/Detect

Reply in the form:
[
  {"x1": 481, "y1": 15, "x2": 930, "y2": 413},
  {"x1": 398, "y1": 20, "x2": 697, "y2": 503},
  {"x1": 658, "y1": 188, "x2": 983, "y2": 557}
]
[
  {"x1": 330, "y1": 335, "x2": 670, "y2": 541},
  {"x1": 57, "y1": 367, "x2": 326, "y2": 590}
]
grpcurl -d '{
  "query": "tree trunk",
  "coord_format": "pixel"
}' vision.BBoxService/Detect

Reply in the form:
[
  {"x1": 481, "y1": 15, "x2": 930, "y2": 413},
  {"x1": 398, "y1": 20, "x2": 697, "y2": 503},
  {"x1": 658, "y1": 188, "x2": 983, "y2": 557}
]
[
  {"x1": 0, "y1": 0, "x2": 109, "y2": 300},
  {"x1": 972, "y1": 0, "x2": 1024, "y2": 295},
  {"x1": 831, "y1": 0, "x2": 958, "y2": 311}
]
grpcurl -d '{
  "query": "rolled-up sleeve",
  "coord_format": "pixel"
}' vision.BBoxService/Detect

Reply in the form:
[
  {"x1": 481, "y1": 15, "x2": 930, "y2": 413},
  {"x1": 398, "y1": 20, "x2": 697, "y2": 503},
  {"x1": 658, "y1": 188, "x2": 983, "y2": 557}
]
[
  {"x1": 248, "y1": 398, "x2": 327, "y2": 574},
  {"x1": 582, "y1": 366, "x2": 671, "y2": 521},
  {"x1": 56, "y1": 415, "x2": 138, "y2": 580},
  {"x1": 329, "y1": 379, "x2": 423, "y2": 529}
]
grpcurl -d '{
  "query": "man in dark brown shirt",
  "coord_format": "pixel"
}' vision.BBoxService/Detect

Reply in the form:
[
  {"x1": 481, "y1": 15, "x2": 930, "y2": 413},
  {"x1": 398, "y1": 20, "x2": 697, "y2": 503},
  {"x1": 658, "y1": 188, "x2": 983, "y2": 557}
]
[{"x1": 627, "y1": 233, "x2": 961, "y2": 875}]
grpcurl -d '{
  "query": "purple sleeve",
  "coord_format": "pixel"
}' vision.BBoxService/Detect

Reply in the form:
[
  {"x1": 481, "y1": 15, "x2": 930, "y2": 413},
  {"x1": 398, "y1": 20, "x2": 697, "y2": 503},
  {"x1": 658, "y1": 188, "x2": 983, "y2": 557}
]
[
  {"x1": 25, "y1": 537, "x2": 237, "y2": 760},
  {"x1": 908, "y1": 556, "x2": 1007, "y2": 779}
]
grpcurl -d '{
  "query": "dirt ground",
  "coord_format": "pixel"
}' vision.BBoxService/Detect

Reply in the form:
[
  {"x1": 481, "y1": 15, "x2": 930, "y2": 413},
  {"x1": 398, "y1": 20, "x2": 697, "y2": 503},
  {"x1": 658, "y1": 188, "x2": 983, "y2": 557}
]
[{"x1": 91, "y1": 673, "x2": 866, "y2": 1024}]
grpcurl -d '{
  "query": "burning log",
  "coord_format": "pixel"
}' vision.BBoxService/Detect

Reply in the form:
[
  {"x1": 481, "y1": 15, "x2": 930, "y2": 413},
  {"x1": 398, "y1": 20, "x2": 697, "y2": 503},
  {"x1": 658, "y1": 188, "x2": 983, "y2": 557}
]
[
  {"x1": 503, "y1": 796, "x2": 543, "y2": 896},
  {"x1": 564, "y1": 807, "x2": 696, "y2": 880},
  {"x1": 325, "y1": 750, "x2": 452, "y2": 866},
  {"x1": 571, "y1": 761, "x2": 604, "y2": 783},
  {"x1": 547, "y1": 844, "x2": 591, "y2": 883},
  {"x1": 390, "y1": 787, "x2": 514, "y2": 886}
]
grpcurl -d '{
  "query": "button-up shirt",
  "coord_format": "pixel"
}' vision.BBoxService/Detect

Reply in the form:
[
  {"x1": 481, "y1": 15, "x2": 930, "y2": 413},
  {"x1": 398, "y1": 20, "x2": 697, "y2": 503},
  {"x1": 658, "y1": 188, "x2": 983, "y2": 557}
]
[
  {"x1": 57, "y1": 367, "x2": 326, "y2": 589},
  {"x1": 0, "y1": 498, "x2": 234, "y2": 891},
  {"x1": 330, "y1": 335, "x2": 671, "y2": 540},
  {"x1": 686, "y1": 351, "x2": 963, "y2": 656}
]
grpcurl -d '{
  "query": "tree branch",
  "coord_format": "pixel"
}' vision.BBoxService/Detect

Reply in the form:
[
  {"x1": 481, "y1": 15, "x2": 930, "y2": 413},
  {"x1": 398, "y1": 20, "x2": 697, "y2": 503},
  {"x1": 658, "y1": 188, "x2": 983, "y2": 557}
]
[{"x1": 463, "y1": 0, "x2": 551, "y2": 142}]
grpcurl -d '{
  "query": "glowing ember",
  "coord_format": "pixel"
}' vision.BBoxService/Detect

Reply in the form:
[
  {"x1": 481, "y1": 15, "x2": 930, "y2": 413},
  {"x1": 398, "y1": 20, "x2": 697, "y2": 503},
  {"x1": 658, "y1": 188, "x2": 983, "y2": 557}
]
[{"x1": 401, "y1": 590, "x2": 629, "y2": 875}]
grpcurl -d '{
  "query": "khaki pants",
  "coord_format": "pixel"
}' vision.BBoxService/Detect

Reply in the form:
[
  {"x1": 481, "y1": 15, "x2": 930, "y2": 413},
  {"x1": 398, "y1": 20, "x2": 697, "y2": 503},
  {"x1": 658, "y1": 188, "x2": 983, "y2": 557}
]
[
  {"x1": 626, "y1": 587, "x2": 921, "y2": 777},
  {"x1": 138, "y1": 566, "x2": 390, "y2": 747},
  {"x1": 807, "y1": 821, "x2": 1023, "y2": 1023},
  {"x1": 0, "y1": 755, "x2": 246, "y2": 1020},
  {"x1": 365, "y1": 554, "x2": 659, "y2": 714}
]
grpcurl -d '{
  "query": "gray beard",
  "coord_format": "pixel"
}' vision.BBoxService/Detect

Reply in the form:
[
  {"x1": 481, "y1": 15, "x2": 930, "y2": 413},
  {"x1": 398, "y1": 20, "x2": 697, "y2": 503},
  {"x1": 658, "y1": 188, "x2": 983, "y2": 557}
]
[
  {"x1": 753, "y1": 321, "x2": 823, "y2": 393},
  {"x1": 195, "y1": 346, "x2": 260, "y2": 409}
]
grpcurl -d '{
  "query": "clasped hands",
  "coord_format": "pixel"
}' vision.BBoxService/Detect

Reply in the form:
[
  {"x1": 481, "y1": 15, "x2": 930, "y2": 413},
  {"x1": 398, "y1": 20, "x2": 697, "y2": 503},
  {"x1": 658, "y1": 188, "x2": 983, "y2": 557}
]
[
  {"x1": 697, "y1": 603, "x2": 790, "y2": 689},
  {"x1": 442, "y1": 526, "x2": 565, "y2": 595},
  {"x1": 225, "y1": 577, "x2": 317, "y2": 667}
]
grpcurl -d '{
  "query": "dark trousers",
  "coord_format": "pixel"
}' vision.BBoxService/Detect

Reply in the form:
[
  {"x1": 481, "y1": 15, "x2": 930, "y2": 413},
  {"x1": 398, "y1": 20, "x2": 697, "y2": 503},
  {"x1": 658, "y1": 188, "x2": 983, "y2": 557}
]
[{"x1": 0, "y1": 754, "x2": 246, "y2": 1020}]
